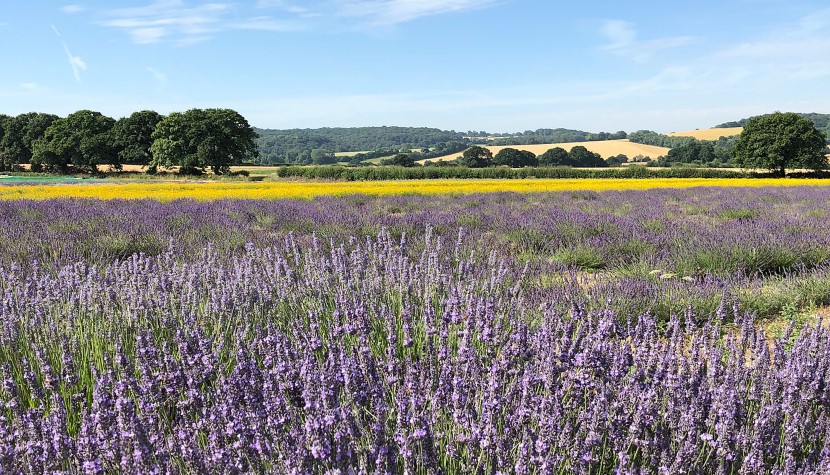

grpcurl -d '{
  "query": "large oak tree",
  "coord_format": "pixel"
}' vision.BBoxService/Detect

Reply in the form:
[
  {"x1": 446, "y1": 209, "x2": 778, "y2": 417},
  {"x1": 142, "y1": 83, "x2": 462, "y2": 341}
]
[
  {"x1": 112, "y1": 110, "x2": 163, "y2": 166},
  {"x1": 733, "y1": 112, "x2": 828, "y2": 176},
  {"x1": 0, "y1": 112, "x2": 60, "y2": 170},
  {"x1": 151, "y1": 108, "x2": 258, "y2": 175},
  {"x1": 31, "y1": 110, "x2": 116, "y2": 174}
]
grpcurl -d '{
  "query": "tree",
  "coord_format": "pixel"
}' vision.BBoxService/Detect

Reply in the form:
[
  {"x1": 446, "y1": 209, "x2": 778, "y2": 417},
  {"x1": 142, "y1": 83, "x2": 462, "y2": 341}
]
[
  {"x1": 0, "y1": 114, "x2": 11, "y2": 171},
  {"x1": 0, "y1": 112, "x2": 60, "y2": 170},
  {"x1": 381, "y1": 153, "x2": 417, "y2": 167},
  {"x1": 458, "y1": 146, "x2": 493, "y2": 168},
  {"x1": 151, "y1": 108, "x2": 259, "y2": 175},
  {"x1": 311, "y1": 148, "x2": 337, "y2": 165},
  {"x1": 31, "y1": 110, "x2": 116, "y2": 174},
  {"x1": 493, "y1": 148, "x2": 537, "y2": 168},
  {"x1": 568, "y1": 146, "x2": 607, "y2": 167},
  {"x1": 537, "y1": 147, "x2": 572, "y2": 167},
  {"x1": 665, "y1": 140, "x2": 715, "y2": 165},
  {"x1": 112, "y1": 110, "x2": 163, "y2": 166},
  {"x1": 605, "y1": 154, "x2": 629, "y2": 167},
  {"x1": 733, "y1": 112, "x2": 828, "y2": 176}
]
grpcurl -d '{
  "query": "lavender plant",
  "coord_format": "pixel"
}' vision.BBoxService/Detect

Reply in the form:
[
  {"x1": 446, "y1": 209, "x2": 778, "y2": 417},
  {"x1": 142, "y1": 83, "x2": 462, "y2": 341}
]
[{"x1": 0, "y1": 187, "x2": 830, "y2": 472}]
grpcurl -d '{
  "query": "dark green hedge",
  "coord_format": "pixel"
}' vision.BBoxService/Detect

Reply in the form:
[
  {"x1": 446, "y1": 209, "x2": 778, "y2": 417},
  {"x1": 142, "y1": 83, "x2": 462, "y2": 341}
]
[{"x1": 273, "y1": 166, "x2": 756, "y2": 181}]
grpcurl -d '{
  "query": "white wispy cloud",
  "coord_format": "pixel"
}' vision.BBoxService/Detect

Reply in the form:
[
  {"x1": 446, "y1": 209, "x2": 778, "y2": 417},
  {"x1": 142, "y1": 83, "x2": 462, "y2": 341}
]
[
  {"x1": 62, "y1": 5, "x2": 86, "y2": 14},
  {"x1": 256, "y1": 0, "x2": 317, "y2": 17},
  {"x1": 99, "y1": 0, "x2": 304, "y2": 45},
  {"x1": 147, "y1": 66, "x2": 168, "y2": 82},
  {"x1": 51, "y1": 24, "x2": 88, "y2": 83},
  {"x1": 100, "y1": 1, "x2": 232, "y2": 45},
  {"x1": 96, "y1": 0, "x2": 499, "y2": 43},
  {"x1": 228, "y1": 16, "x2": 304, "y2": 31},
  {"x1": 20, "y1": 82, "x2": 39, "y2": 91},
  {"x1": 600, "y1": 20, "x2": 694, "y2": 63},
  {"x1": 336, "y1": 0, "x2": 498, "y2": 25}
]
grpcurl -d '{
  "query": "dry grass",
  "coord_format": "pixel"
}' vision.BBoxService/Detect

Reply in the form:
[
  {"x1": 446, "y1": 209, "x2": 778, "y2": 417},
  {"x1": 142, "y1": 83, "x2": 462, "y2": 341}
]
[
  {"x1": 418, "y1": 140, "x2": 671, "y2": 164},
  {"x1": 666, "y1": 127, "x2": 743, "y2": 140}
]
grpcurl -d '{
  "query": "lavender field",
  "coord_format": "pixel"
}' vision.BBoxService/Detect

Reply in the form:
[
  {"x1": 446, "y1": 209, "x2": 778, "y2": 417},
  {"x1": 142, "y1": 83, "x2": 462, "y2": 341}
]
[{"x1": 2, "y1": 187, "x2": 830, "y2": 473}]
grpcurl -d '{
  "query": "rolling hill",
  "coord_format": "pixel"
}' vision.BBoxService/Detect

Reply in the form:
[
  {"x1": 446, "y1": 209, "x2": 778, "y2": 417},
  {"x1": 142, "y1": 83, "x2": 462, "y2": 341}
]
[
  {"x1": 418, "y1": 140, "x2": 671, "y2": 164},
  {"x1": 667, "y1": 127, "x2": 743, "y2": 140}
]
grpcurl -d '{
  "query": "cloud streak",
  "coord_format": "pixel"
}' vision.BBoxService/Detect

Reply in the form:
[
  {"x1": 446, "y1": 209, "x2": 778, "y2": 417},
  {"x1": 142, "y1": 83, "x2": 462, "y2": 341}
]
[
  {"x1": 62, "y1": 5, "x2": 86, "y2": 14},
  {"x1": 51, "y1": 24, "x2": 88, "y2": 83},
  {"x1": 99, "y1": 0, "x2": 303, "y2": 45},
  {"x1": 600, "y1": 20, "x2": 694, "y2": 63},
  {"x1": 335, "y1": 0, "x2": 498, "y2": 26},
  {"x1": 98, "y1": 0, "x2": 499, "y2": 44},
  {"x1": 147, "y1": 67, "x2": 168, "y2": 82}
]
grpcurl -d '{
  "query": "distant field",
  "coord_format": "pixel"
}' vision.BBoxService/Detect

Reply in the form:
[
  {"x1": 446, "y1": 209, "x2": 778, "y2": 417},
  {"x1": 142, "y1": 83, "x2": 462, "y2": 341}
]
[
  {"x1": 667, "y1": 127, "x2": 743, "y2": 140},
  {"x1": 419, "y1": 140, "x2": 671, "y2": 164},
  {"x1": 334, "y1": 151, "x2": 370, "y2": 157}
]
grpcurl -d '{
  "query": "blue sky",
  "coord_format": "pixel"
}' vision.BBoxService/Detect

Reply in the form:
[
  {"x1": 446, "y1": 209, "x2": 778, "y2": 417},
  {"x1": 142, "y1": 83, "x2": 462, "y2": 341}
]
[{"x1": 1, "y1": 1, "x2": 829, "y2": 132}]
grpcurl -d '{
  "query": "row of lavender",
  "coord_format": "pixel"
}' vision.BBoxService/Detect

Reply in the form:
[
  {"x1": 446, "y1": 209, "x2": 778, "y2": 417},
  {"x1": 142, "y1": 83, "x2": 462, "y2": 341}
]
[
  {"x1": 1, "y1": 187, "x2": 830, "y2": 318},
  {"x1": 0, "y1": 187, "x2": 829, "y2": 472},
  {"x1": 0, "y1": 228, "x2": 828, "y2": 473},
  {"x1": 2, "y1": 187, "x2": 830, "y2": 277}
]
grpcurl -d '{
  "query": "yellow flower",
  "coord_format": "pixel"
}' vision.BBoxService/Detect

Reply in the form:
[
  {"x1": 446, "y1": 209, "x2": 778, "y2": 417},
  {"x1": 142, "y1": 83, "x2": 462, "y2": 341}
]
[{"x1": 2, "y1": 178, "x2": 830, "y2": 201}]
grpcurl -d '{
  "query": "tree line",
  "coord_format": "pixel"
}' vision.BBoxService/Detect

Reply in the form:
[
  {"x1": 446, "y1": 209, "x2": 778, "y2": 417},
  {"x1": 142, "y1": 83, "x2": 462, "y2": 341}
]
[
  {"x1": 423, "y1": 145, "x2": 618, "y2": 168},
  {"x1": 271, "y1": 165, "x2": 751, "y2": 181},
  {"x1": 627, "y1": 130, "x2": 737, "y2": 167},
  {"x1": 0, "y1": 109, "x2": 258, "y2": 175},
  {"x1": 254, "y1": 126, "x2": 466, "y2": 164},
  {"x1": 484, "y1": 128, "x2": 627, "y2": 146},
  {"x1": 255, "y1": 126, "x2": 633, "y2": 165}
]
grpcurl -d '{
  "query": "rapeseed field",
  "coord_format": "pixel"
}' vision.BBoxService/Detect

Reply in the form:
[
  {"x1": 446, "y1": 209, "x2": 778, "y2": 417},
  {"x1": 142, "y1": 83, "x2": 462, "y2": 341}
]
[{"x1": 3, "y1": 177, "x2": 830, "y2": 200}]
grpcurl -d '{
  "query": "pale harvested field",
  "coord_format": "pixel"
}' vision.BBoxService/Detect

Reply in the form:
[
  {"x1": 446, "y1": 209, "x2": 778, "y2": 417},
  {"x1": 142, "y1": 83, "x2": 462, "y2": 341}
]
[
  {"x1": 667, "y1": 127, "x2": 743, "y2": 140},
  {"x1": 334, "y1": 151, "x2": 370, "y2": 157},
  {"x1": 418, "y1": 140, "x2": 671, "y2": 164}
]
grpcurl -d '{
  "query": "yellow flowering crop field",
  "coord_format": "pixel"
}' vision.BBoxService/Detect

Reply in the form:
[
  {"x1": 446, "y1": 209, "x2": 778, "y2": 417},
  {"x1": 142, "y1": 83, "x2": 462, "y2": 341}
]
[{"x1": 2, "y1": 178, "x2": 830, "y2": 201}]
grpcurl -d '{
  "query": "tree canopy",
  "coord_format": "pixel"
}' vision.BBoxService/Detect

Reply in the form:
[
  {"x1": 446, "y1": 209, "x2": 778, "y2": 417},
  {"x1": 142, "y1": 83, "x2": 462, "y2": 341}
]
[
  {"x1": 493, "y1": 148, "x2": 537, "y2": 168},
  {"x1": 255, "y1": 126, "x2": 463, "y2": 164},
  {"x1": 458, "y1": 146, "x2": 493, "y2": 168},
  {"x1": 716, "y1": 113, "x2": 830, "y2": 141},
  {"x1": 381, "y1": 153, "x2": 417, "y2": 167},
  {"x1": 568, "y1": 146, "x2": 607, "y2": 167},
  {"x1": 31, "y1": 110, "x2": 116, "y2": 174},
  {"x1": 0, "y1": 114, "x2": 11, "y2": 171},
  {"x1": 537, "y1": 147, "x2": 572, "y2": 167},
  {"x1": 311, "y1": 148, "x2": 337, "y2": 165},
  {"x1": 732, "y1": 112, "x2": 828, "y2": 176},
  {"x1": 112, "y1": 110, "x2": 163, "y2": 165},
  {"x1": 665, "y1": 140, "x2": 716, "y2": 165},
  {"x1": 0, "y1": 112, "x2": 60, "y2": 170},
  {"x1": 151, "y1": 108, "x2": 259, "y2": 175}
]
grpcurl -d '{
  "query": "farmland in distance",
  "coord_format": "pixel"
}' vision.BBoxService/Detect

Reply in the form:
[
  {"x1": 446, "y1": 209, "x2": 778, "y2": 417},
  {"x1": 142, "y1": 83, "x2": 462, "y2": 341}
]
[
  {"x1": 667, "y1": 127, "x2": 744, "y2": 140},
  {"x1": 419, "y1": 139, "x2": 671, "y2": 163}
]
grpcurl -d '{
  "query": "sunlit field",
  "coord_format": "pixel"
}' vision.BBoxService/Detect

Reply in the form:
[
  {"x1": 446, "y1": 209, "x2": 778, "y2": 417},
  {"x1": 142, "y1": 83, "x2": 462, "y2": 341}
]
[
  {"x1": 3, "y1": 177, "x2": 830, "y2": 201},
  {"x1": 421, "y1": 139, "x2": 672, "y2": 163},
  {"x1": 667, "y1": 127, "x2": 744, "y2": 140}
]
